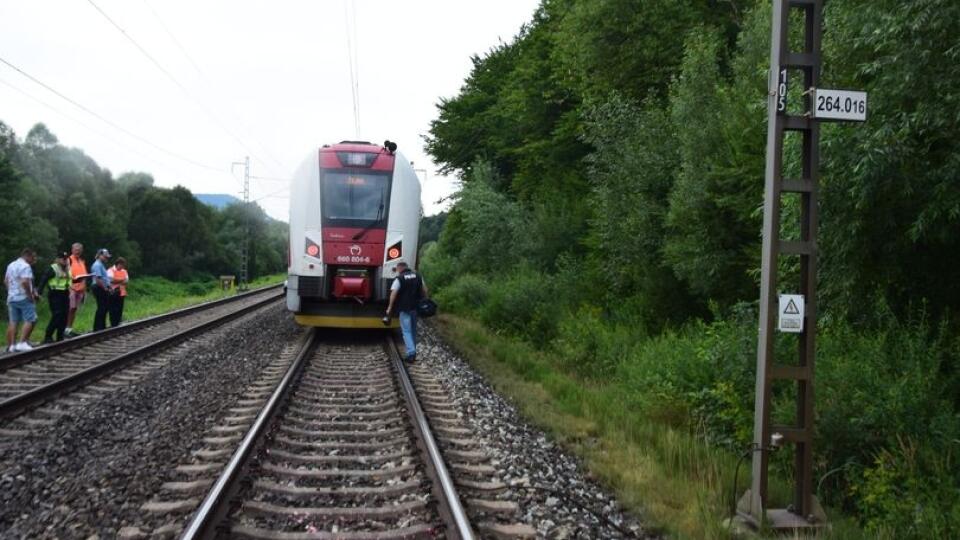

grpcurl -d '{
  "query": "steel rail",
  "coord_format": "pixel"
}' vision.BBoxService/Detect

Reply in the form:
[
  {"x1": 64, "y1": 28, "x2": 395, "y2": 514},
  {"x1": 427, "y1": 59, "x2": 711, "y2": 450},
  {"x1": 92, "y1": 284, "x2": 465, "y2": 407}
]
[
  {"x1": 0, "y1": 290, "x2": 283, "y2": 420},
  {"x1": 385, "y1": 333, "x2": 476, "y2": 540},
  {"x1": 0, "y1": 283, "x2": 283, "y2": 372},
  {"x1": 179, "y1": 328, "x2": 318, "y2": 540}
]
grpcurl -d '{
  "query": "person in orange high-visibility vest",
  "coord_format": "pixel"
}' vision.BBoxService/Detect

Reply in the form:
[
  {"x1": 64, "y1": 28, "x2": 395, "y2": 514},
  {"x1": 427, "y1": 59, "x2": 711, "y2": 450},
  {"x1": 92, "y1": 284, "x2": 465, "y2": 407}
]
[
  {"x1": 66, "y1": 242, "x2": 88, "y2": 337},
  {"x1": 106, "y1": 257, "x2": 129, "y2": 327}
]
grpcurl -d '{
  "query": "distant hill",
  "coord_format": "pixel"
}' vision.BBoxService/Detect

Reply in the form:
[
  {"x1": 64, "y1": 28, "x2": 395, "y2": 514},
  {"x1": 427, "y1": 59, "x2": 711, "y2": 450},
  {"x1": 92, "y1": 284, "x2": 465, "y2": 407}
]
[{"x1": 195, "y1": 193, "x2": 241, "y2": 209}]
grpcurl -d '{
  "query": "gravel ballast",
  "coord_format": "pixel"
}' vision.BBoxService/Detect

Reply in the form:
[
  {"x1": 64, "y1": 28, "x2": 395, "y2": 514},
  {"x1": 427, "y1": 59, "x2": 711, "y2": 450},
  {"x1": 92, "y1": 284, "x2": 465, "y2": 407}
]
[
  {"x1": 1, "y1": 307, "x2": 650, "y2": 538},
  {"x1": 0, "y1": 302, "x2": 302, "y2": 538},
  {"x1": 416, "y1": 322, "x2": 653, "y2": 539}
]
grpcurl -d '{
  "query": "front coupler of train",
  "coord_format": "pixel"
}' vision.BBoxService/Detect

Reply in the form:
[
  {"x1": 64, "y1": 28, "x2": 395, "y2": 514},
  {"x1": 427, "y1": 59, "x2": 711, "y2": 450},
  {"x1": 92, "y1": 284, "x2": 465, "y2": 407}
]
[
  {"x1": 286, "y1": 140, "x2": 420, "y2": 328},
  {"x1": 288, "y1": 231, "x2": 405, "y2": 328}
]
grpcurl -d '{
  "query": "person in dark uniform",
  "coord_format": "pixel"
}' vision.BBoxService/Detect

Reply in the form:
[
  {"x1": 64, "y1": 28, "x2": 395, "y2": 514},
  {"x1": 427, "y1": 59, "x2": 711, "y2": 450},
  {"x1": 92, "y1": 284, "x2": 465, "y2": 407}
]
[
  {"x1": 89, "y1": 248, "x2": 112, "y2": 331},
  {"x1": 37, "y1": 252, "x2": 71, "y2": 343},
  {"x1": 385, "y1": 261, "x2": 429, "y2": 362}
]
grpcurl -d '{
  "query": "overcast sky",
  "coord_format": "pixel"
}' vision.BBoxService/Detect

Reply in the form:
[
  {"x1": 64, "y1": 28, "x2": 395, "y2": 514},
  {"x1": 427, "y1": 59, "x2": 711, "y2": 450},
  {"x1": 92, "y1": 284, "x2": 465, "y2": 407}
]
[{"x1": 0, "y1": 0, "x2": 540, "y2": 219}]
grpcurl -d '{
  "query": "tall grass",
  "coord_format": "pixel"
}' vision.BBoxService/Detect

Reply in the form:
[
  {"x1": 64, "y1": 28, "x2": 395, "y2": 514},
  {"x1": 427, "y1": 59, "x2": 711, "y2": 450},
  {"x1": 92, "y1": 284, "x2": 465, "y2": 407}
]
[
  {"x1": 432, "y1": 272, "x2": 960, "y2": 538},
  {"x1": 437, "y1": 315, "x2": 816, "y2": 539}
]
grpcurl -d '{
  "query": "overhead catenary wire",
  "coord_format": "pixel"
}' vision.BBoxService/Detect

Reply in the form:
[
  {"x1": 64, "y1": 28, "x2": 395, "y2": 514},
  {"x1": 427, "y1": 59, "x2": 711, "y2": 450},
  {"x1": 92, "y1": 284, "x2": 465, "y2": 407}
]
[
  {"x1": 0, "y1": 75, "x2": 205, "y2": 185},
  {"x1": 352, "y1": 0, "x2": 360, "y2": 137},
  {"x1": 343, "y1": 0, "x2": 360, "y2": 139},
  {"x1": 246, "y1": 176, "x2": 289, "y2": 208},
  {"x1": 138, "y1": 0, "x2": 206, "y2": 82},
  {"x1": 138, "y1": 0, "x2": 287, "y2": 170},
  {"x1": 343, "y1": 0, "x2": 361, "y2": 138},
  {"x1": 85, "y1": 0, "x2": 279, "y2": 175},
  {"x1": 251, "y1": 185, "x2": 290, "y2": 203},
  {"x1": 0, "y1": 55, "x2": 227, "y2": 175}
]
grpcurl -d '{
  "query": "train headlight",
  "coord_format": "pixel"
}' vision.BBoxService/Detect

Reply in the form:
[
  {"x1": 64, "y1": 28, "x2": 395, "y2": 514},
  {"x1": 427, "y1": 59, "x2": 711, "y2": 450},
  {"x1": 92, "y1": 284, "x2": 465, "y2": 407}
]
[
  {"x1": 305, "y1": 238, "x2": 320, "y2": 257},
  {"x1": 386, "y1": 242, "x2": 402, "y2": 261}
]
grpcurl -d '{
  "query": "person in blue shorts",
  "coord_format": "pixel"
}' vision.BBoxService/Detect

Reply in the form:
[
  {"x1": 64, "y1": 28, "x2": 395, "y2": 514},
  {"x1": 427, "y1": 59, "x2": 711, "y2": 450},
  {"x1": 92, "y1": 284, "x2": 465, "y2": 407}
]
[{"x1": 4, "y1": 248, "x2": 39, "y2": 352}]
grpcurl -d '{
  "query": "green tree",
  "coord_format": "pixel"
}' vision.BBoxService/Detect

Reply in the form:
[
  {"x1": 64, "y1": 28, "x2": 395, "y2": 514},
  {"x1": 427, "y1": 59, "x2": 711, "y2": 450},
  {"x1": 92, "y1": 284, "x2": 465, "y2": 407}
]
[
  {"x1": 0, "y1": 121, "x2": 287, "y2": 286},
  {"x1": 426, "y1": 42, "x2": 524, "y2": 186},
  {"x1": 423, "y1": 0, "x2": 960, "y2": 533},
  {"x1": 582, "y1": 95, "x2": 700, "y2": 325},
  {"x1": 128, "y1": 186, "x2": 218, "y2": 279},
  {"x1": 662, "y1": 19, "x2": 767, "y2": 309},
  {"x1": 552, "y1": 0, "x2": 752, "y2": 101},
  {"x1": 435, "y1": 160, "x2": 532, "y2": 275},
  {"x1": 419, "y1": 212, "x2": 447, "y2": 246},
  {"x1": 216, "y1": 202, "x2": 287, "y2": 281},
  {"x1": 0, "y1": 123, "x2": 59, "y2": 265},
  {"x1": 819, "y1": 0, "x2": 960, "y2": 319}
]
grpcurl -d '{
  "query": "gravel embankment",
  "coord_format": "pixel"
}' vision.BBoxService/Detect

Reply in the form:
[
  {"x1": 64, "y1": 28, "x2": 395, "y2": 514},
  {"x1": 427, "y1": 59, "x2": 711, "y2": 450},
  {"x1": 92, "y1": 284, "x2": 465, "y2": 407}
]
[
  {"x1": 0, "y1": 303, "x2": 302, "y2": 539},
  {"x1": 418, "y1": 322, "x2": 653, "y2": 539}
]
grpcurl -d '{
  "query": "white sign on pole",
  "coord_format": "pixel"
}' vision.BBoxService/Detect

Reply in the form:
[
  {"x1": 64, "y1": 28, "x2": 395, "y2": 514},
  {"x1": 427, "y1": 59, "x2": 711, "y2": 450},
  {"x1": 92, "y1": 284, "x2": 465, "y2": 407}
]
[
  {"x1": 778, "y1": 294, "x2": 805, "y2": 333},
  {"x1": 811, "y1": 88, "x2": 867, "y2": 121}
]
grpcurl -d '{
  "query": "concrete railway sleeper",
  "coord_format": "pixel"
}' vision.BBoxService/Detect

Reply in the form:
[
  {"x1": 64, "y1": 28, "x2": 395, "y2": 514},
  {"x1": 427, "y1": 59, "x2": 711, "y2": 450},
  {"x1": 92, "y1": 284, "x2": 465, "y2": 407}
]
[
  {"x1": 127, "y1": 331, "x2": 534, "y2": 539},
  {"x1": 0, "y1": 286, "x2": 282, "y2": 422}
]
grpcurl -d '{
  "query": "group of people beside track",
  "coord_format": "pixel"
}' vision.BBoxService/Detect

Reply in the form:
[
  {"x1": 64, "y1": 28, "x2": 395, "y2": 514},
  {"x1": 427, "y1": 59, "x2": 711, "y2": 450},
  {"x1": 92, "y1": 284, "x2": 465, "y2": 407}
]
[{"x1": 4, "y1": 243, "x2": 130, "y2": 353}]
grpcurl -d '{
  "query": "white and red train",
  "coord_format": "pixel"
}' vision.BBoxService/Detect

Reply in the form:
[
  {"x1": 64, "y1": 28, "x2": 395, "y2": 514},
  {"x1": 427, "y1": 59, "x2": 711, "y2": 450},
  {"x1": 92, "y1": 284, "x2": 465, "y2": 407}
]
[{"x1": 286, "y1": 140, "x2": 421, "y2": 328}]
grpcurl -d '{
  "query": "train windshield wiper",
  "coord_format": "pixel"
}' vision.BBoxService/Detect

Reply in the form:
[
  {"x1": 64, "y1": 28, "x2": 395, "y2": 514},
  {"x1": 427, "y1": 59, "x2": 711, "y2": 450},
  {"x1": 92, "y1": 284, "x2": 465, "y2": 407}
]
[{"x1": 353, "y1": 189, "x2": 385, "y2": 240}]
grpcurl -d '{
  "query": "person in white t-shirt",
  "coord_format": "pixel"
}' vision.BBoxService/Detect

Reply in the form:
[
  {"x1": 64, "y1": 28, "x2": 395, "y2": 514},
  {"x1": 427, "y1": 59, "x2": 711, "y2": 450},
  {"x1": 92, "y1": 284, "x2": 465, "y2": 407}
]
[{"x1": 4, "y1": 248, "x2": 39, "y2": 352}]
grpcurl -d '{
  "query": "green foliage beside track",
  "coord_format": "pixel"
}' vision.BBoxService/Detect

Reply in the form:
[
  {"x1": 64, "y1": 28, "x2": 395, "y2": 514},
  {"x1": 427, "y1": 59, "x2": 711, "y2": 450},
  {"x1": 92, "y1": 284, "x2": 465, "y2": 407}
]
[
  {"x1": 0, "y1": 122, "x2": 287, "y2": 295},
  {"x1": 424, "y1": 0, "x2": 960, "y2": 537},
  {"x1": 419, "y1": 212, "x2": 447, "y2": 246}
]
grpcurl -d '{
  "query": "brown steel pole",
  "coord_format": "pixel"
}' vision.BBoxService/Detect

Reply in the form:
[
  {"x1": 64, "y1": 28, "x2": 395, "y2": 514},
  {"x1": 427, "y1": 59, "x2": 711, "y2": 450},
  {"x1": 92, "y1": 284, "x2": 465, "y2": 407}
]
[
  {"x1": 745, "y1": 0, "x2": 788, "y2": 521},
  {"x1": 740, "y1": 0, "x2": 826, "y2": 530}
]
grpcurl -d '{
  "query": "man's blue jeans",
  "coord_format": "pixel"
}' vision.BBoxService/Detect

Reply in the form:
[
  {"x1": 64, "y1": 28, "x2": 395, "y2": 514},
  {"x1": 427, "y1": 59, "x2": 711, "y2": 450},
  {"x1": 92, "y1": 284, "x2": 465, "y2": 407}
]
[{"x1": 399, "y1": 310, "x2": 418, "y2": 359}]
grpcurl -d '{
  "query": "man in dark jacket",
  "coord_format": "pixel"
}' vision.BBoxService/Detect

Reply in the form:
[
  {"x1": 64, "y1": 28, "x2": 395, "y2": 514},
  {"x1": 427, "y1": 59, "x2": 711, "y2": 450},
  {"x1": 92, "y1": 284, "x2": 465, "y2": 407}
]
[
  {"x1": 385, "y1": 262, "x2": 429, "y2": 362},
  {"x1": 37, "y1": 252, "x2": 71, "y2": 343},
  {"x1": 89, "y1": 248, "x2": 111, "y2": 331}
]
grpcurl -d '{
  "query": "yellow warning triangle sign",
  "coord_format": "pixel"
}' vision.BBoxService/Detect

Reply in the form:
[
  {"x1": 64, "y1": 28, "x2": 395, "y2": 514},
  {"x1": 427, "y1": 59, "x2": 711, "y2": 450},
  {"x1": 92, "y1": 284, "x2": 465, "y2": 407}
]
[{"x1": 784, "y1": 299, "x2": 800, "y2": 315}]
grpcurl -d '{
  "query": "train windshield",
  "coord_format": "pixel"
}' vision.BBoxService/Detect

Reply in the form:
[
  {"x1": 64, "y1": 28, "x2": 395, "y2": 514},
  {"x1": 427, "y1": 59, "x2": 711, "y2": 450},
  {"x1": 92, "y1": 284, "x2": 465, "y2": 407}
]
[{"x1": 321, "y1": 171, "x2": 391, "y2": 224}]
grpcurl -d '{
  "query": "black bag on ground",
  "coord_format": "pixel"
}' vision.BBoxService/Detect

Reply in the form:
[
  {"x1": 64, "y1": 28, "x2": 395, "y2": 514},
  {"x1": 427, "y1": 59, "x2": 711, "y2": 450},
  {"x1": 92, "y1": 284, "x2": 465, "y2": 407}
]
[{"x1": 417, "y1": 298, "x2": 438, "y2": 318}]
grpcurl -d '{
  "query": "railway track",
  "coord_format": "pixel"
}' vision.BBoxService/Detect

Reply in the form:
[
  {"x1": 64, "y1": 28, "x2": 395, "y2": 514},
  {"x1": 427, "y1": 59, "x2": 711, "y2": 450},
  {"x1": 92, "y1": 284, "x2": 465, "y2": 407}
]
[
  {"x1": 131, "y1": 330, "x2": 534, "y2": 539},
  {"x1": 0, "y1": 285, "x2": 282, "y2": 423}
]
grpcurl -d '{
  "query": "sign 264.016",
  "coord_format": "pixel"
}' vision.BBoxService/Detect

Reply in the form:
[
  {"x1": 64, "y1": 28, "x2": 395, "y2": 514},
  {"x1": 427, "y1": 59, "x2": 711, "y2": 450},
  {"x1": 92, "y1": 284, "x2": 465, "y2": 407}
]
[{"x1": 812, "y1": 88, "x2": 867, "y2": 121}]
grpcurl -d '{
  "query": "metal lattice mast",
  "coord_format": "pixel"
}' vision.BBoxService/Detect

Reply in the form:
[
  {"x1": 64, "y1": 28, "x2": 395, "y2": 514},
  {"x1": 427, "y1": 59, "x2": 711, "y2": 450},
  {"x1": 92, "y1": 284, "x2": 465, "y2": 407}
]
[
  {"x1": 241, "y1": 156, "x2": 250, "y2": 291},
  {"x1": 739, "y1": 0, "x2": 826, "y2": 531}
]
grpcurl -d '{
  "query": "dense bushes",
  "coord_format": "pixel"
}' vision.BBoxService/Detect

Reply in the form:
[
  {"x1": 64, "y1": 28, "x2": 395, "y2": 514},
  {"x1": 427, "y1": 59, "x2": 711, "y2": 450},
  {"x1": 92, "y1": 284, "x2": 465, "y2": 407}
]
[
  {"x1": 628, "y1": 310, "x2": 959, "y2": 537},
  {"x1": 428, "y1": 260, "x2": 960, "y2": 534},
  {"x1": 435, "y1": 268, "x2": 558, "y2": 346},
  {"x1": 422, "y1": 0, "x2": 960, "y2": 535},
  {"x1": 854, "y1": 438, "x2": 960, "y2": 537}
]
